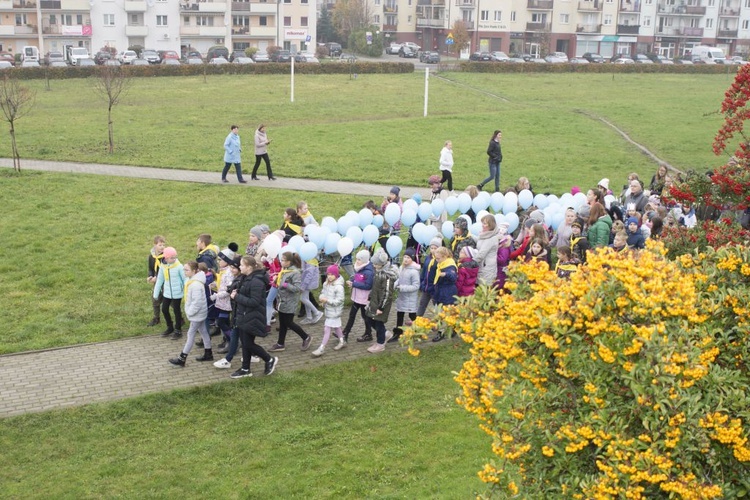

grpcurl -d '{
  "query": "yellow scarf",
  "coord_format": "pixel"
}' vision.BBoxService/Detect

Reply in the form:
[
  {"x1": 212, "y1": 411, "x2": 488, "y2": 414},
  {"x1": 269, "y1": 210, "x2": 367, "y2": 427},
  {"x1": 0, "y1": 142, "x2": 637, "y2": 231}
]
[
  {"x1": 451, "y1": 234, "x2": 467, "y2": 251},
  {"x1": 151, "y1": 251, "x2": 163, "y2": 273},
  {"x1": 284, "y1": 221, "x2": 302, "y2": 235},
  {"x1": 162, "y1": 260, "x2": 180, "y2": 281},
  {"x1": 434, "y1": 258, "x2": 457, "y2": 284},
  {"x1": 276, "y1": 268, "x2": 294, "y2": 287},
  {"x1": 299, "y1": 209, "x2": 313, "y2": 220}
]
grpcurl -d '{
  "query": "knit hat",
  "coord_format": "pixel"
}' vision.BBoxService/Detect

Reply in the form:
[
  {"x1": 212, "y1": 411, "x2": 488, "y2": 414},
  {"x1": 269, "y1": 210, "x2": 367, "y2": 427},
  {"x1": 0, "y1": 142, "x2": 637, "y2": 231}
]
[
  {"x1": 571, "y1": 186, "x2": 581, "y2": 195},
  {"x1": 524, "y1": 219, "x2": 536, "y2": 229},
  {"x1": 571, "y1": 219, "x2": 583, "y2": 230},
  {"x1": 355, "y1": 249, "x2": 371, "y2": 262},
  {"x1": 390, "y1": 186, "x2": 401, "y2": 197},
  {"x1": 428, "y1": 174, "x2": 442, "y2": 185},
  {"x1": 626, "y1": 216, "x2": 639, "y2": 226},
  {"x1": 404, "y1": 247, "x2": 416, "y2": 260},
  {"x1": 497, "y1": 222, "x2": 510, "y2": 233},
  {"x1": 326, "y1": 264, "x2": 340, "y2": 278},
  {"x1": 598, "y1": 178, "x2": 610, "y2": 190},
  {"x1": 465, "y1": 247, "x2": 478, "y2": 260},
  {"x1": 230, "y1": 255, "x2": 242, "y2": 269},
  {"x1": 370, "y1": 249, "x2": 389, "y2": 267},
  {"x1": 529, "y1": 210, "x2": 545, "y2": 224},
  {"x1": 259, "y1": 224, "x2": 271, "y2": 235},
  {"x1": 429, "y1": 236, "x2": 443, "y2": 248},
  {"x1": 250, "y1": 225, "x2": 264, "y2": 241},
  {"x1": 219, "y1": 242, "x2": 239, "y2": 265},
  {"x1": 163, "y1": 247, "x2": 177, "y2": 259},
  {"x1": 454, "y1": 217, "x2": 468, "y2": 231}
]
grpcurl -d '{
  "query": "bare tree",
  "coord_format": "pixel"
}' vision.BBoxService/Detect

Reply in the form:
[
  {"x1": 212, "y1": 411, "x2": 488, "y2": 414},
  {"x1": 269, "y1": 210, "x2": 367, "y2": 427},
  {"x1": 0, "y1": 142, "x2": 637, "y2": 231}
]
[
  {"x1": 93, "y1": 65, "x2": 131, "y2": 154},
  {"x1": 450, "y1": 20, "x2": 472, "y2": 56},
  {"x1": 0, "y1": 75, "x2": 36, "y2": 172},
  {"x1": 332, "y1": 0, "x2": 375, "y2": 45}
]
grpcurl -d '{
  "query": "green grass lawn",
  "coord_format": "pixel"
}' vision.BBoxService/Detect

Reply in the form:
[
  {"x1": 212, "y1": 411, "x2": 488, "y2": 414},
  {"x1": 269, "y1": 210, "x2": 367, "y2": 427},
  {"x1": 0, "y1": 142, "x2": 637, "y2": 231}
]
[
  {"x1": 1, "y1": 72, "x2": 734, "y2": 193},
  {"x1": 0, "y1": 344, "x2": 488, "y2": 498}
]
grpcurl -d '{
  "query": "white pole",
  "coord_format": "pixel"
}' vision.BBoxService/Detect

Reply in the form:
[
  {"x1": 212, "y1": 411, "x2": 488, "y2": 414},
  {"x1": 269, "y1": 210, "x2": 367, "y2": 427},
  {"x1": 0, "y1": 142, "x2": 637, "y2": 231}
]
[
  {"x1": 424, "y1": 67, "x2": 429, "y2": 117},
  {"x1": 291, "y1": 56, "x2": 295, "y2": 103}
]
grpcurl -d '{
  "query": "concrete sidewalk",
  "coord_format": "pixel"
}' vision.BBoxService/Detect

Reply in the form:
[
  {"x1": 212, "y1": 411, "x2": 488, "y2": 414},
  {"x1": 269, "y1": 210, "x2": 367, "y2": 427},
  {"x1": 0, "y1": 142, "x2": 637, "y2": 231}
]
[{"x1": 0, "y1": 158, "x2": 439, "y2": 419}]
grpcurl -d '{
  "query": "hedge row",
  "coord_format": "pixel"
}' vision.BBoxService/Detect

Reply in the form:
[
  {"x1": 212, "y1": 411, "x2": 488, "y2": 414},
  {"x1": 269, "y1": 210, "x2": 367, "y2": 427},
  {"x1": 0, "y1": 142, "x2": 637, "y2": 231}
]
[
  {"x1": 7, "y1": 61, "x2": 414, "y2": 80},
  {"x1": 458, "y1": 61, "x2": 740, "y2": 74}
]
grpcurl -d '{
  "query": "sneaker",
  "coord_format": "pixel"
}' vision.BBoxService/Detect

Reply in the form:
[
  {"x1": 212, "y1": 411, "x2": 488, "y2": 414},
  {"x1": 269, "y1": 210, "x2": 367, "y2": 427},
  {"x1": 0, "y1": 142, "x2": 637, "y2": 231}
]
[
  {"x1": 268, "y1": 343, "x2": 285, "y2": 352},
  {"x1": 301, "y1": 336, "x2": 313, "y2": 351},
  {"x1": 213, "y1": 358, "x2": 231, "y2": 369},
  {"x1": 264, "y1": 356, "x2": 278, "y2": 376},
  {"x1": 160, "y1": 328, "x2": 174, "y2": 338},
  {"x1": 298, "y1": 318, "x2": 313, "y2": 325},
  {"x1": 367, "y1": 343, "x2": 385, "y2": 353},
  {"x1": 217, "y1": 346, "x2": 229, "y2": 354},
  {"x1": 171, "y1": 331, "x2": 182, "y2": 340},
  {"x1": 312, "y1": 311, "x2": 324, "y2": 324},
  {"x1": 384, "y1": 330, "x2": 394, "y2": 343},
  {"x1": 270, "y1": 315, "x2": 277, "y2": 324},
  {"x1": 312, "y1": 346, "x2": 325, "y2": 357},
  {"x1": 334, "y1": 339, "x2": 347, "y2": 351},
  {"x1": 356, "y1": 333, "x2": 373, "y2": 343},
  {"x1": 230, "y1": 369, "x2": 252, "y2": 379}
]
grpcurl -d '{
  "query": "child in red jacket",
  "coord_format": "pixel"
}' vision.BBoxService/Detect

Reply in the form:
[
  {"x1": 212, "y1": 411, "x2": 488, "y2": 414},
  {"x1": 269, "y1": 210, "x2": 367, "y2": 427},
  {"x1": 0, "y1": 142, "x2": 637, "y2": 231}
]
[{"x1": 456, "y1": 246, "x2": 479, "y2": 297}]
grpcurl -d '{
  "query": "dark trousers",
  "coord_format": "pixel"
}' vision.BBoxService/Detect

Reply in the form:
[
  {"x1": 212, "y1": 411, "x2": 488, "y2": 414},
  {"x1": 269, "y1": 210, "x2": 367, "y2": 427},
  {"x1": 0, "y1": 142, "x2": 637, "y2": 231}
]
[
  {"x1": 439, "y1": 170, "x2": 453, "y2": 191},
  {"x1": 239, "y1": 330, "x2": 271, "y2": 370},
  {"x1": 372, "y1": 319, "x2": 386, "y2": 344},
  {"x1": 151, "y1": 291, "x2": 163, "y2": 321},
  {"x1": 277, "y1": 312, "x2": 309, "y2": 345},
  {"x1": 343, "y1": 302, "x2": 371, "y2": 335},
  {"x1": 252, "y1": 154, "x2": 273, "y2": 178},
  {"x1": 396, "y1": 311, "x2": 417, "y2": 328},
  {"x1": 161, "y1": 297, "x2": 183, "y2": 331},
  {"x1": 222, "y1": 162, "x2": 244, "y2": 181}
]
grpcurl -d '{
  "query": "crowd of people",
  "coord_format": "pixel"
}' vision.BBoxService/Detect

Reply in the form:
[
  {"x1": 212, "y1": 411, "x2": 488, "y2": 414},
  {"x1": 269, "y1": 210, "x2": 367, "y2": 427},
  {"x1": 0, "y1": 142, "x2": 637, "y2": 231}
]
[{"x1": 151, "y1": 137, "x2": 707, "y2": 379}]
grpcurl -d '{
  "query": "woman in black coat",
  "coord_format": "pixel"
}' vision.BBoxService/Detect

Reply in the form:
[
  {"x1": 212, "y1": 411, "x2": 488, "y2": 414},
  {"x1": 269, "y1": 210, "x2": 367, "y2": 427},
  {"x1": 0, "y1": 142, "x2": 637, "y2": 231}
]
[
  {"x1": 478, "y1": 129, "x2": 503, "y2": 192},
  {"x1": 230, "y1": 256, "x2": 278, "y2": 379}
]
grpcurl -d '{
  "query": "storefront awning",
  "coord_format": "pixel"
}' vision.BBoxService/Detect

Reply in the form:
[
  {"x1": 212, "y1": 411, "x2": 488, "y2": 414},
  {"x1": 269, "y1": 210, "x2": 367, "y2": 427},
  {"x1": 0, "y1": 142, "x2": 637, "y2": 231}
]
[
  {"x1": 602, "y1": 35, "x2": 619, "y2": 42},
  {"x1": 576, "y1": 35, "x2": 604, "y2": 41},
  {"x1": 618, "y1": 36, "x2": 638, "y2": 43}
]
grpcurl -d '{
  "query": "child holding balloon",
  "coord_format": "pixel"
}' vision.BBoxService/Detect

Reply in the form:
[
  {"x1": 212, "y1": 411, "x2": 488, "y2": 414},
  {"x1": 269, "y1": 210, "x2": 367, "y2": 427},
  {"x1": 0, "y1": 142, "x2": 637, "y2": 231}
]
[{"x1": 343, "y1": 249, "x2": 374, "y2": 343}]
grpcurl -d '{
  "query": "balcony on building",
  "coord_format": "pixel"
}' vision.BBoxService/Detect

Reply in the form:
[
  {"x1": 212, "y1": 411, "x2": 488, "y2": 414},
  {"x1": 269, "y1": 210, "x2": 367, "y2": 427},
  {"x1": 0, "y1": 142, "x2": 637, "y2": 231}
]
[
  {"x1": 619, "y1": 0, "x2": 641, "y2": 11},
  {"x1": 40, "y1": 0, "x2": 61, "y2": 8},
  {"x1": 417, "y1": 17, "x2": 447, "y2": 28},
  {"x1": 527, "y1": 0, "x2": 553, "y2": 9},
  {"x1": 249, "y1": 26, "x2": 276, "y2": 37},
  {"x1": 232, "y1": 26, "x2": 249, "y2": 34},
  {"x1": 382, "y1": 24, "x2": 397, "y2": 31},
  {"x1": 249, "y1": 2, "x2": 276, "y2": 14},
  {"x1": 384, "y1": 2, "x2": 398, "y2": 13},
  {"x1": 681, "y1": 26, "x2": 703, "y2": 36},
  {"x1": 232, "y1": 1, "x2": 250, "y2": 11},
  {"x1": 719, "y1": 7, "x2": 740, "y2": 16},
  {"x1": 616, "y1": 23, "x2": 640, "y2": 34},
  {"x1": 578, "y1": 0, "x2": 602, "y2": 10},
  {"x1": 126, "y1": 24, "x2": 148, "y2": 37},
  {"x1": 717, "y1": 28, "x2": 738, "y2": 37},
  {"x1": 14, "y1": 24, "x2": 38, "y2": 33},
  {"x1": 576, "y1": 23, "x2": 602, "y2": 33},
  {"x1": 181, "y1": 1, "x2": 228, "y2": 13},
  {"x1": 455, "y1": 0, "x2": 475, "y2": 7},
  {"x1": 657, "y1": 2, "x2": 707, "y2": 15},
  {"x1": 13, "y1": 0, "x2": 37, "y2": 7},
  {"x1": 124, "y1": 0, "x2": 147, "y2": 12},
  {"x1": 526, "y1": 21, "x2": 551, "y2": 31}
]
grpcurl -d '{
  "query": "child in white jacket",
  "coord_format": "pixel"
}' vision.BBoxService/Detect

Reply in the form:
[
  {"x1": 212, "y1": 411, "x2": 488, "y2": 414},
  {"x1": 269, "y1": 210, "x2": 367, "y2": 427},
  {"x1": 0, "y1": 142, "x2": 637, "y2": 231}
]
[
  {"x1": 169, "y1": 261, "x2": 213, "y2": 366},
  {"x1": 312, "y1": 265, "x2": 346, "y2": 357}
]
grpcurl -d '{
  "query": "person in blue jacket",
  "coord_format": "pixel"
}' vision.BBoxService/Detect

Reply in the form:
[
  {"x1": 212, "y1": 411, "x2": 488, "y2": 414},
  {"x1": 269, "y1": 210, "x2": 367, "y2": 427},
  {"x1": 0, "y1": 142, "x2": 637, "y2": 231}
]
[
  {"x1": 153, "y1": 246, "x2": 187, "y2": 339},
  {"x1": 431, "y1": 246, "x2": 458, "y2": 342},
  {"x1": 221, "y1": 124, "x2": 247, "y2": 184},
  {"x1": 625, "y1": 216, "x2": 646, "y2": 250}
]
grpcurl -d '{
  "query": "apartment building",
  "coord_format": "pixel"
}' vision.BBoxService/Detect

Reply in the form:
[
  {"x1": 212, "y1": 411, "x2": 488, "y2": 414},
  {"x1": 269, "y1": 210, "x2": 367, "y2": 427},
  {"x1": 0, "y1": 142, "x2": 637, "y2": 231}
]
[
  {"x1": 379, "y1": 0, "x2": 750, "y2": 58},
  {"x1": 0, "y1": 0, "x2": 316, "y2": 57}
]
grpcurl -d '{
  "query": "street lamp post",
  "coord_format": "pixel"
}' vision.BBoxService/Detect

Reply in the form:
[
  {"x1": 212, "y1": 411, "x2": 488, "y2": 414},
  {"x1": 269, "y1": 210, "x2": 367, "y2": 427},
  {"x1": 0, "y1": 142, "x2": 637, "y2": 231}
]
[{"x1": 277, "y1": 0, "x2": 281, "y2": 47}]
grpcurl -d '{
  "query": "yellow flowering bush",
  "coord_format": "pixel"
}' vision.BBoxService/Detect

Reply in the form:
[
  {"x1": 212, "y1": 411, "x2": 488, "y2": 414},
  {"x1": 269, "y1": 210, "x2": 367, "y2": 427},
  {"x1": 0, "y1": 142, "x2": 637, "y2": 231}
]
[{"x1": 403, "y1": 241, "x2": 750, "y2": 498}]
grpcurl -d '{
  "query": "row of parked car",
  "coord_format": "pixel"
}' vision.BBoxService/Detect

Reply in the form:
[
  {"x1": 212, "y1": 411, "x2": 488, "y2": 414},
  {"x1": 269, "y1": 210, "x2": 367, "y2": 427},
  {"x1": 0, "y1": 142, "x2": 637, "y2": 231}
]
[{"x1": 466, "y1": 50, "x2": 748, "y2": 65}]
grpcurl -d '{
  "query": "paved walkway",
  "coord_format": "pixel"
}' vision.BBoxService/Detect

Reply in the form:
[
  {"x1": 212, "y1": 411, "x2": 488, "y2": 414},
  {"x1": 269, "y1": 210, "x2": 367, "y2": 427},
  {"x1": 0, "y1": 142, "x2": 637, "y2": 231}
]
[{"x1": 0, "y1": 158, "x2": 438, "y2": 419}]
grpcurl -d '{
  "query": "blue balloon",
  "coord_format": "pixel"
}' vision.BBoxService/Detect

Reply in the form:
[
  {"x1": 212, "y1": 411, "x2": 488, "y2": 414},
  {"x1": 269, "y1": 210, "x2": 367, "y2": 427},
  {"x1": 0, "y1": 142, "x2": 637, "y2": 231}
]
[
  {"x1": 490, "y1": 192, "x2": 505, "y2": 212},
  {"x1": 551, "y1": 212, "x2": 565, "y2": 231},
  {"x1": 494, "y1": 213, "x2": 506, "y2": 227},
  {"x1": 469, "y1": 221, "x2": 483, "y2": 237},
  {"x1": 502, "y1": 200, "x2": 517, "y2": 215},
  {"x1": 358, "y1": 208, "x2": 373, "y2": 228},
  {"x1": 324, "y1": 232, "x2": 341, "y2": 255},
  {"x1": 442, "y1": 220, "x2": 454, "y2": 240},
  {"x1": 299, "y1": 241, "x2": 318, "y2": 262},
  {"x1": 308, "y1": 226, "x2": 326, "y2": 249},
  {"x1": 386, "y1": 235, "x2": 403, "y2": 258},
  {"x1": 362, "y1": 225, "x2": 380, "y2": 246},
  {"x1": 471, "y1": 196, "x2": 486, "y2": 214},
  {"x1": 506, "y1": 212, "x2": 519, "y2": 233},
  {"x1": 401, "y1": 209, "x2": 417, "y2": 227},
  {"x1": 372, "y1": 214, "x2": 384, "y2": 228},
  {"x1": 288, "y1": 235, "x2": 305, "y2": 252},
  {"x1": 403, "y1": 199, "x2": 419, "y2": 213},
  {"x1": 518, "y1": 189, "x2": 533, "y2": 210},
  {"x1": 412, "y1": 192, "x2": 422, "y2": 204},
  {"x1": 322, "y1": 216, "x2": 338, "y2": 234},
  {"x1": 458, "y1": 192, "x2": 472, "y2": 214},
  {"x1": 346, "y1": 226, "x2": 363, "y2": 248},
  {"x1": 337, "y1": 216, "x2": 352, "y2": 236},
  {"x1": 444, "y1": 196, "x2": 459, "y2": 216},
  {"x1": 431, "y1": 198, "x2": 445, "y2": 217},
  {"x1": 547, "y1": 194, "x2": 560, "y2": 206},
  {"x1": 418, "y1": 202, "x2": 432, "y2": 221},
  {"x1": 533, "y1": 194, "x2": 549, "y2": 210},
  {"x1": 424, "y1": 225, "x2": 439, "y2": 245},
  {"x1": 412, "y1": 222, "x2": 427, "y2": 245},
  {"x1": 384, "y1": 203, "x2": 401, "y2": 226}
]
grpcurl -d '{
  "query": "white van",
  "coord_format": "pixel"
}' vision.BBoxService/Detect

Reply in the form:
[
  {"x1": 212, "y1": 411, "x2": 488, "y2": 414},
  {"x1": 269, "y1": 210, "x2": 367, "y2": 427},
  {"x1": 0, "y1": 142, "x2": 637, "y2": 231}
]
[
  {"x1": 67, "y1": 47, "x2": 90, "y2": 66},
  {"x1": 691, "y1": 45, "x2": 725, "y2": 64},
  {"x1": 22, "y1": 46, "x2": 39, "y2": 62}
]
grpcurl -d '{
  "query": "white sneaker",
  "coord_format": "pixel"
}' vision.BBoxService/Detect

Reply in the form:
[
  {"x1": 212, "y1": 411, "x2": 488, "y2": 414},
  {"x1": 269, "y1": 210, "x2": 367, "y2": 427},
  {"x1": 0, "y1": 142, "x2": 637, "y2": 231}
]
[
  {"x1": 299, "y1": 317, "x2": 312, "y2": 325},
  {"x1": 312, "y1": 311, "x2": 324, "y2": 324},
  {"x1": 213, "y1": 358, "x2": 231, "y2": 369},
  {"x1": 334, "y1": 339, "x2": 347, "y2": 351},
  {"x1": 312, "y1": 346, "x2": 325, "y2": 357},
  {"x1": 384, "y1": 330, "x2": 393, "y2": 343},
  {"x1": 367, "y1": 343, "x2": 385, "y2": 353}
]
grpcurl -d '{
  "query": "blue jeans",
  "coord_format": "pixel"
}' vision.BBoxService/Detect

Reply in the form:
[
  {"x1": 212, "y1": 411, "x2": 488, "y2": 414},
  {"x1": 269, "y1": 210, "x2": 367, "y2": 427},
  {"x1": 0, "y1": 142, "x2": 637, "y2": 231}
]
[
  {"x1": 266, "y1": 286, "x2": 278, "y2": 325},
  {"x1": 225, "y1": 328, "x2": 240, "y2": 362},
  {"x1": 222, "y1": 162, "x2": 244, "y2": 181},
  {"x1": 480, "y1": 161, "x2": 500, "y2": 192}
]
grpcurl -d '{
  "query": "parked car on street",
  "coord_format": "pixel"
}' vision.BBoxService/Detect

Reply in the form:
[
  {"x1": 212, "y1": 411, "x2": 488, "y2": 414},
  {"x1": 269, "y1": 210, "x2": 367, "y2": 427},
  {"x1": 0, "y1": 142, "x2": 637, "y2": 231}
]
[
  {"x1": 0, "y1": 52, "x2": 15, "y2": 66},
  {"x1": 490, "y1": 51, "x2": 510, "y2": 62},
  {"x1": 186, "y1": 57, "x2": 203, "y2": 65},
  {"x1": 731, "y1": 56, "x2": 750, "y2": 65},
  {"x1": 507, "y1": 57, "x2": 526, "y2": 63},
  {"x1": 271, "y1": 50, "x2": 292, "y2": 62},
  {"x1": 158, "y1": 50, "x2": 179, "y2": 63},
  {"x1": 582, "y1": 52, "x2": 604, "y2": 63},
  {"x1": 0, "y1": 60, "x2": 13, "y2": 69},
  {"x1": 185, "y1": 50, "x2": 202, "y2": 61},
  {"x1": 469, "y1": 51, "x2": 492, "y2": 61},
  {"x1": 206, "y1": 46, "x2": 229, "y2": 61},
  {"x1": 44, "y1": 51, "x2": 65, "y2": 65},
  {"x1": 419, "y1": 51, "x2": 440, "y2": 63},
  {"x1": 233, "y1": 56, "x2": 255, "y2": 64},
  {"x1": 294, "y1": 53, "x2": 319, "y2": 63},
  {"x1": 337, "y1": 53, "x2": 357, "y2": 62},
  {"x1": 647, "y1": 53, "x2": 673, "y2": 64},
  {"x1": 325, "y1": 42, "x2": 342, "y2": 57},
  {"x1": 544, "y1": 54, "x2": 567, "y2": 63},
  {"x1": 613, "y1": 56, "x2": 635, "y2": 64},
  {"x1": 634, "y1": 53, "x2": 653, "y2": 64},
  {"x1": 675, "y1": 58, "x2": 694, "y2": 65},
  {"x1": 49, "y1": 61, "x2": 68, "y2": 67},
  {"x1": 93, "y1": 51, "x2": 112, "y2": 65},
  {"x1": 141, "y1": 49, "x2": 160, "y2": 64},
  {"x1": 229, "y1": 50, "x2": 246, "y2": 62},
  {"x1": 209, "y1": 57, "x2": 229, "y2": 65},
  {"x1": 399, "y1": 46, "x2": 418, "y2": 58},
  {"x1": 570, "y1": 57, "x2": 589, "y2": 64},
  {"x1": 77, "y1": 58, "x2": 96, "y2": 67},
  {"x1": 161, "y1": 58, "x2": 180, "y2": 65},
  {"x1": 104, "y1": 59, "x2": 121, "y2": 66},
  {"x1": 253, "y1": 52, "x2": 270, "y2": 63},
  {"x1": 21, "y1": 60, "x2": 40, "y2": 67},
  {"x1": 131, "y1": 58, "x2": 149, "y2": 66},
  {"x1": 385, "y1": 43, "x2": 402, "y2": 55},
  {"x1": 117, "y1": 50, "x2": 138, "y2": 64},
  {"x1": 400, "y1": 42, "x2": 421, "y2": 53}
]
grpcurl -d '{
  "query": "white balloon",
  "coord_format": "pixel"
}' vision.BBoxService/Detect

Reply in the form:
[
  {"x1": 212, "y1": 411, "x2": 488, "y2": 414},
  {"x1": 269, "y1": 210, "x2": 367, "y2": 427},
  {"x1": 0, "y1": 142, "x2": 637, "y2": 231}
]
[
  {"x1": 469, "y1": 221, "x2": 483, "y2": 237},
  {"x1": 401, "y1": 209, "x2": 417, "y2": 227},
  {"x1": 346, "y1": 226, "x2": 363, "y2": 248},
  {"x1": 307, "y1": 226, "x2": 326, "y2": 249},
  {"x1": 502, "y1": 200, "x2": 517, "y2": 215},
  {"x1": 505, "y1": 212, "x2": 519, "y2": 233},
  {"x1": 337, "y1": 216, "x2": 352, "y2": 236},
  {"x1": 518, "y1": 189, "x2": 533, "y2": 210},
  {"x1": 358, "y1": 208, "x2": 374, "y2": 228},
  {"x1": 573, "y1": 192, "x2": 587, "y2": 210},
  {"x1": 362, "y1": 225, "x2": 380, "y2": 246},
  {"x1": 431, "y1": 198, "x2": 445, "y2": 217},
  {"x1": 288, "y1": 235, "x2": 305, "y2": 252},
  {"x1": 260, "y1": 234, "x2": 282, "y2": 259},
  {"x1": 494, "y1": 213, "x2": 506, "y2": 227},
  {"x1": 412, "y1": 222, "x2": 427, "y2": 245},
  {"x1": 604, "y1": 194, "x2": 615, "y2": 209},
  {"x1": 490, "y1": 192, "x2": 505, "y2": 212},
  {"x1": 476, "y1": 209, "x2": 490, "y2": 223},
  {"x1": 444, "y1": 196, "x2": 459, "y2": 215},
  {"x1": 417, "y1": 202, "x2": 432, "y2": 221},
  {"x1": 337, "y1": 237, "x2": 354, "y2": 257},
  {"x1": 386, "y1": 235, "x2": 403, "y2": 258},
  {"x1": 547, "y1": 194, "x2": 559, "y2": 205},
  {"x1": 424, "y1": 224, "x2": 439, "y2": 244},
  {"x1": 504, "y1": 191, "x2": 518, "y2": 208},
  {"x1": 322, "y1": 216, "x2": 338, "y2": 233},
  {"x1": 403, "y1": 198, "x2": 419, "y2": 213},
  {"x1": 533, "y1": 194, "x2": 549, "y2": 210},
  {"x1": 458, "y1": 192, "x2": 472, "y2": 214},
  {"x1": 441, "y1": 220, "x2": 454, "y2": 240},
  {"x1": 324, "y1": 232, "x2": 341, "y2": 255},
  {"x1": 384, "y1": 203, "x2": 401, "y2": 226},
  {"x1": 299, "y1": 241, "x2": 318, "y2": 262}
]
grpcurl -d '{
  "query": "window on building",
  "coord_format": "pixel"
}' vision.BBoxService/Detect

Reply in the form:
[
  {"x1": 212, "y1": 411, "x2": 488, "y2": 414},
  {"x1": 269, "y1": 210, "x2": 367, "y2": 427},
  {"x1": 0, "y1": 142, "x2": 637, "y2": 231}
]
[
  {"x1": 643, "y1": 16, "x2": 651, "y2": 26},
  {"x1": 284, "y1": 16, "x2": 291, "y2": 26},
  {"x1": 62, "y1": 14, "x2": 72, "y2": 24},
  {"x1": 302, "y1": 0, "x2": 308, "y2": 3},
  {"x1": 531, "y1": 12, "x2": 545, "y2": 22},
  {"x1": 560, "y1": 13, "x2": 569, "y2": 23},
  {"x1": 197, "y1": 16, "x2": 213, "y2": 26},
  {"x1": 705, "y1": 18, "x2": 713, "y2": 28},
  {"x1": 375, "y1": 0, "x2": 380, "y2": 3},
  {"x1": 103, "y1": 14, "x2": 115, "y2": 26},
  {"x1": 603, "y1": 14, "x2": 612, "y2": 25},
  {"x1": 284, "y1": 0, "x2": 291, "y2": 3},
  {"x1": 184, "y1": 16, "x2": 190, "y2": 26},
  {"x1": 708, "y1": 0, "x2": 715, "y2": 5},
  {"x1": 494, "y1": 10, "x2": 502, "y2": 21},
  {"x1": 260, "y1": 16, "x2": 268, "y2": 26},
  {"x1": 77, "y1": 14, "x2": 83, "y2": 25},
  {"x1": 301, "y1": 16, "x2": 308, "y2": 26},
  {"x1": 481, "y1": 10, "x2": 489, "y2": 21},
  {"x1": 132, "y1": 14, "x2": 140, "y2": 24},
  {"x1": 15, "y1": 14, "x2": 27, "y2": 26},
  {"x1": 746, "y1": 0, "x2": 750, "y2": 7},
  {"x1": 374, "y1": 14, "x2": 380, "y2": 23},
  {"x1": 743, "y1": 19, "x2": 750, "y2": 29},
  {"x1": 49, "y1": 14, "x2": 57, "y2": 25},
  {"x1": 645, "y1": 0, "x2": 652, "y2": 4},
  {"x1": 511, "y1": 11, "x2": 516, "y2": 21},
  {"x1": 156, "y1": 15, "x2": 167, "y2": 26},
  {"x1": 408, "y1": 15, "x2": 412, "y2": 23}
]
